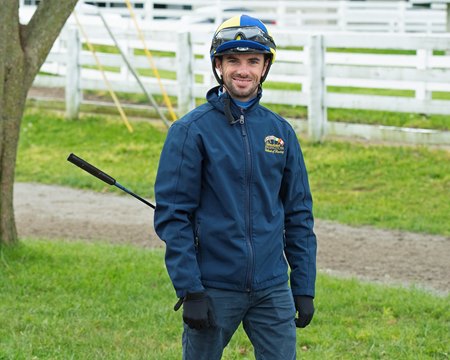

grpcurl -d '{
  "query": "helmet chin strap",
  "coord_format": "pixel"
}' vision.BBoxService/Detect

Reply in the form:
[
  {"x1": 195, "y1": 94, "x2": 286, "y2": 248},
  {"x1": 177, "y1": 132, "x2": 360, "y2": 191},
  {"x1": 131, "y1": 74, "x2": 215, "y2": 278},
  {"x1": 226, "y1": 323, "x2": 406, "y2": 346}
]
[
  {"x1": 212, "y1": 61, "x2": 223, "y2": 86},
  {"x1": 260, "y1": 58, "x2": 272, "y2": 84}
]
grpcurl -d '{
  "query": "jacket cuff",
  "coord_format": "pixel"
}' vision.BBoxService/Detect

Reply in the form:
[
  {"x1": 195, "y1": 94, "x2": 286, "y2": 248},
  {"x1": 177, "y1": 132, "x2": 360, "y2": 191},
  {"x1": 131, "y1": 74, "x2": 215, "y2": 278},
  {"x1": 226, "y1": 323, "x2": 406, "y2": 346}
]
[
  {"x1": 185, "y1": 291, "x2": 207, "y2": 300},
  {"x1": 291, "y1": 288, "x2": 315, "y2": 298}
]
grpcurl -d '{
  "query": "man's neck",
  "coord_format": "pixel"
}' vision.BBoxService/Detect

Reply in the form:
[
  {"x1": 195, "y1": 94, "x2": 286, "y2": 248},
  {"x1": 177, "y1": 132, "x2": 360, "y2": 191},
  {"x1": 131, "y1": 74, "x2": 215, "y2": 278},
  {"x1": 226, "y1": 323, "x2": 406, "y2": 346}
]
[{"x1": 218, "y1": 87, "x2": 257, "y2": 109}]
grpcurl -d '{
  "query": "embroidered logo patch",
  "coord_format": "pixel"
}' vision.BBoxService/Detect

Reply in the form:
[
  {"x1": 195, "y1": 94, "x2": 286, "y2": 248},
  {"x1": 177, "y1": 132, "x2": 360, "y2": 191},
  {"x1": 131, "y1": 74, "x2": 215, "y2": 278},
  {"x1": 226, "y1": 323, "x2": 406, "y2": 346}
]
[{"x1": 264, "y1": 135, "x2": 285, "y2": 154}]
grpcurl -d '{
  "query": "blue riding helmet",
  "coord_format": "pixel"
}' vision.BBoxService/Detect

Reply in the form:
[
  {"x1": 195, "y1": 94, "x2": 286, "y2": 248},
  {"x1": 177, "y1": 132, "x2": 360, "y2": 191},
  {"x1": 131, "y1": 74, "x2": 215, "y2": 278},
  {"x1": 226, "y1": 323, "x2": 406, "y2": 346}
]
[{"x1": 210, "y1": 14, "x2": 277, "y2": 84}]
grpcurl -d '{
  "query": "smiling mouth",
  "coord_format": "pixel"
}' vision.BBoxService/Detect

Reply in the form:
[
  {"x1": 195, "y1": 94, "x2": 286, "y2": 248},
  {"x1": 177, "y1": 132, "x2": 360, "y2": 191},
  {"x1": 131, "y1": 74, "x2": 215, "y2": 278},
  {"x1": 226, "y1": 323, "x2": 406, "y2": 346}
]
[{"x1": 233, "y1": 78, "x2": 251, "y2": 86}]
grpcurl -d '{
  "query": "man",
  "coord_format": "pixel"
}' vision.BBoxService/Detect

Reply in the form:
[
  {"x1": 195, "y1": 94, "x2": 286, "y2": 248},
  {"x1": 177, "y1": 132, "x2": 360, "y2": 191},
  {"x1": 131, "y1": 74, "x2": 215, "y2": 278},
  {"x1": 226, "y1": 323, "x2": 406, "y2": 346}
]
[{"x1": 154, "y1": 14, "x2": 317, "y2": 360}]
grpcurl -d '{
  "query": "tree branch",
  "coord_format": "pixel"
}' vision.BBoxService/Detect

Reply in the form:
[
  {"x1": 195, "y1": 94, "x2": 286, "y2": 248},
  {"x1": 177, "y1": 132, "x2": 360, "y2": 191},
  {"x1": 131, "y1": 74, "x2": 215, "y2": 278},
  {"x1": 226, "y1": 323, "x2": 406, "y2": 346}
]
[
  {"x1": 22, "y1": 0, "x2": 79, "y2": 86},
  {"x1": 1, "y1": 1, "x2": 21, "y2": 106}
]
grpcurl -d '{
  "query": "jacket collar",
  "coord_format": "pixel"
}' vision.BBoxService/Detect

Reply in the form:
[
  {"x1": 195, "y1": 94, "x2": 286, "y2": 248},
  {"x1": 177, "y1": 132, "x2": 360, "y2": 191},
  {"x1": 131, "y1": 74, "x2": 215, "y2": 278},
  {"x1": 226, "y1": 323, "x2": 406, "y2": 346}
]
[{"x1": 206, "y1": 86, "x2": 262, "y2": 125}]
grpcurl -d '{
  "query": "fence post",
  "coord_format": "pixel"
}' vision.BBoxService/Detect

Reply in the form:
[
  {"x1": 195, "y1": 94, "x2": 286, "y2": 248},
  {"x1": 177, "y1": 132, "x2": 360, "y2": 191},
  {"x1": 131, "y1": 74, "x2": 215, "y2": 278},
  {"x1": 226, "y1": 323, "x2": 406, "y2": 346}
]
[
  {"x1": 416, "y1": 48, "x2": 432, "y2": 101},
  {"x1": 176, "y1": 31, "x2": 194, "y2": 117},
  {"x1": 276, "y1": 0, "x2": 286, "y2": 27},
  {"x1": 214, "y1": 0, "x2": 222, "y2": 26},
  {"x1": 119, "y1": 39, "x2": 133, "y2": 81},
  {"x1": 447, "y1": 4, "x2": 450, "y2": 32},
  {"x1": 337, "y1": 0, "x2": 346, "y2": 31},
  {"x1": 397, "y1": 2, "x2": 406, "y2": 33},
  {"x1": 306, "y1": 34, "x2": 326, "y2": 142},
  {"x1": 65, "y1": 27, "x2": 81, "y2": 120},
  {"x1": 144, "y1": 0, "x2": 154, "y2": 21}
]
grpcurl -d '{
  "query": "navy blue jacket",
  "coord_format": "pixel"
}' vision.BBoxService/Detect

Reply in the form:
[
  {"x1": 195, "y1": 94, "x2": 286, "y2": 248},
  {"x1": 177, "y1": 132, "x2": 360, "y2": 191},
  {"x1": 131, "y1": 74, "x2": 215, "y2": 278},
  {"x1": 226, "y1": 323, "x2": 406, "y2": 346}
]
[{"x1": 154, "y1": 86, "x2": 317, "y2": 298}]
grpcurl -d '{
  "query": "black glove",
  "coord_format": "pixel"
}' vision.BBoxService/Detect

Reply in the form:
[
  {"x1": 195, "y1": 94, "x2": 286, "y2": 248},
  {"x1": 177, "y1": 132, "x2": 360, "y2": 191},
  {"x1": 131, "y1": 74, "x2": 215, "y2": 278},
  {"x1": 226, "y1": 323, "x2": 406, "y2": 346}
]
[
  {"x1": 294, "y1": 295, "x2": 315, "y2": 328},
  {"x1": 182, "y1": 292, "x2": 216, "y2": 330}
]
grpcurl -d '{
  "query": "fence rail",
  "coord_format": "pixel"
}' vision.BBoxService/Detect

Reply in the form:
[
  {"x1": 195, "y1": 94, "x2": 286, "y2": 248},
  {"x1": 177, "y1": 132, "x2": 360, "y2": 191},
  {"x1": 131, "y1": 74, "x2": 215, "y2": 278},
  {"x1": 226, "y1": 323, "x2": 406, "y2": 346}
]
[
  {"x1": 29, "y1": 9, "x2": 450, "y2": 144},
  {"x1": 20, "y1": 0, "x2": 450, "y2": 33}
]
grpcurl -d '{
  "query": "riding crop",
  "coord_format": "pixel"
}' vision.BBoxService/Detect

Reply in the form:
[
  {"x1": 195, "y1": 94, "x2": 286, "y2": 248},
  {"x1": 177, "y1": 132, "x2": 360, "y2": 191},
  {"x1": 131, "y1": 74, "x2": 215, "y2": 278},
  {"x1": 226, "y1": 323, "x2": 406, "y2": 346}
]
[{"x1": 67, "y1": 153, "x2": 155, "y2": 209}]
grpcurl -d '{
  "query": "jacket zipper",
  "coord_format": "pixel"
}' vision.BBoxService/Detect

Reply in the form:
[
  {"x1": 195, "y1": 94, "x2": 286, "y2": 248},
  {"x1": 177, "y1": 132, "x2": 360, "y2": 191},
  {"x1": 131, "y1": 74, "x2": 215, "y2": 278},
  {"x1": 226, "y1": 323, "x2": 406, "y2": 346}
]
[
  {"x1": 194, "y1": 230, "x2": 200, "y2": 253},
  {"x1": 239, "y1": 112, "x2": 254, "y2": 292}
]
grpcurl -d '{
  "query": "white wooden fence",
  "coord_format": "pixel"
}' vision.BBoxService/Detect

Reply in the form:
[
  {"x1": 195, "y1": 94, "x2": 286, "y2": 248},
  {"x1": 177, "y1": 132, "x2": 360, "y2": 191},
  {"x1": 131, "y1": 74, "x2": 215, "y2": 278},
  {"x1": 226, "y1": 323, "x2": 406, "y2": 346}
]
[
  {"x1": 20, "y1": 0, "x2": 449, "y2": 33},
  {"x1": 30, "y1": 11, "x2": 450, "y2": 144}
]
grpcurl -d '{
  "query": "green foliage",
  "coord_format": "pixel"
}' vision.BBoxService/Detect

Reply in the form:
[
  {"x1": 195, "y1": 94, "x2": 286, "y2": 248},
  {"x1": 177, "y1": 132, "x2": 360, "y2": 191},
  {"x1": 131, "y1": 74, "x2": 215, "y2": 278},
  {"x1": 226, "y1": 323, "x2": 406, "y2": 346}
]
[
  {"x1": 1, "y1": 240, "x2": 448, "y2": 359},
  {"x1": 16, "y1": 109, "x2": 450, "y2": 236}
]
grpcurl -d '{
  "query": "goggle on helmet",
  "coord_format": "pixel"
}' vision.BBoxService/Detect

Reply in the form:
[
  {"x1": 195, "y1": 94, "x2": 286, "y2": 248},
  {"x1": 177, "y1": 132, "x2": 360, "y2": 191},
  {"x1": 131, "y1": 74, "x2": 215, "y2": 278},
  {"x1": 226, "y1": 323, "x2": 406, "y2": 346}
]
[{"x1": 210, "y1": 15, "x2": 277, "y2": 84}]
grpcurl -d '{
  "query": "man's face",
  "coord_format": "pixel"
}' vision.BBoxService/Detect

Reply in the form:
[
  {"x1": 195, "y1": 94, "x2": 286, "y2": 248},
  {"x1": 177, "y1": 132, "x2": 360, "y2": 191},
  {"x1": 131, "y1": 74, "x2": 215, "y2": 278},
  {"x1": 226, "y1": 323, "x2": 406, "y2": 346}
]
[{"x1": 216, "y1": 53, "x2": 269, "y2": 102}]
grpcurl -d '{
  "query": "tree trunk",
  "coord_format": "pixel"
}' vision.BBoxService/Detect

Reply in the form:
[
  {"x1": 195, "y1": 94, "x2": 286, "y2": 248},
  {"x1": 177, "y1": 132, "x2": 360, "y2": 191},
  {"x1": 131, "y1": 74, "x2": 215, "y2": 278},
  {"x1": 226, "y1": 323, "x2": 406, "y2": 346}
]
[
  {"x1": 0, "y1": 1, "x2": 5, "y2": 246},
  {"x1": 0, "y1": 1, "x2": 23, "y2": 245},
  {"x1": 0, "y1": 0, "x2": 79, "y2": 245},
  {"x1": 0, "y1": 84, "x2": 27, "y2": 245}
]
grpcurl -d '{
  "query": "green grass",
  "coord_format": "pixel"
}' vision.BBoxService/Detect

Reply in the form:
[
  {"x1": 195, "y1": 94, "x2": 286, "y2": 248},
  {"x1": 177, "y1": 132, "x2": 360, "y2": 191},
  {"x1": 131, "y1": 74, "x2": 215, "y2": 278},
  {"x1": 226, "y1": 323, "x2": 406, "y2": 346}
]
[
  {"x1": 16, "y1": 109, "x2": 450, "y2": 236},
  {"x1": 82, "y1": 64, "x2": 177, "y2": 80},
  {"x1": 326, "y1": 108, "x2": 450, "y2": 130},
  {"x1": 17, "y1": 109, "x2": 166, "y2": 200},
  {"x1": 83, "y1": 88, "x2": 176, "y2": 108},
  {"x1": 263, "y1": 103, "x2": 449, "y2": 131},
  {"x1": 304, "y1": 141, "x2": 450, "y2": 235},
  {"x1": 0, "y1": 240, "x2": 179, "y2": 359},
  {"x1": 327, "y1": 48, "x2": 417, "y2": 55},
  {"x1": 0, "y1": 239, "x2": 448, "y2": 359}
]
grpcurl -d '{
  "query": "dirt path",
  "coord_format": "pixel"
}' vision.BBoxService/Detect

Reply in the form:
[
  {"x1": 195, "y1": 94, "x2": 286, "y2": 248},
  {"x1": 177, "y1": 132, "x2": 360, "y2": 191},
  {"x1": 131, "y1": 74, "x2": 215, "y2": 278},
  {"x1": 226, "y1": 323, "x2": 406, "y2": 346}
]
[{"x1": 14, "y1": 182, "x2": 449, "y2": 296}]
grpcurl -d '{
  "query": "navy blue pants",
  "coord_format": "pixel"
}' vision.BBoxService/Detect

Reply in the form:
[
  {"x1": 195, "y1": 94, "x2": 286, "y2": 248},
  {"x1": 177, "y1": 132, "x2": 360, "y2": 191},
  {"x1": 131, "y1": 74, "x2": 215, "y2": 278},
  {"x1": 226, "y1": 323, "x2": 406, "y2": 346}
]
[{"x1": 182, "y1": 282, "x2": 297, "y2": 360}]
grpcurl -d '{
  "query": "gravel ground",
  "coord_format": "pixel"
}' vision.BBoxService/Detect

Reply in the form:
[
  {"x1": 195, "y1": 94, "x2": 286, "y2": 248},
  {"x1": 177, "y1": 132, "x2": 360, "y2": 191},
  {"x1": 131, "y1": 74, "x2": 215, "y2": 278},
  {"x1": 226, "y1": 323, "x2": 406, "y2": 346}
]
[{"x1": 14, "y1": 182, "x2": 450, "y2": 296}]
